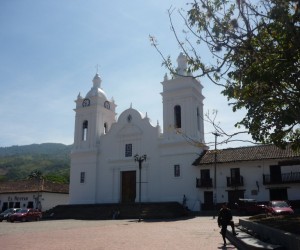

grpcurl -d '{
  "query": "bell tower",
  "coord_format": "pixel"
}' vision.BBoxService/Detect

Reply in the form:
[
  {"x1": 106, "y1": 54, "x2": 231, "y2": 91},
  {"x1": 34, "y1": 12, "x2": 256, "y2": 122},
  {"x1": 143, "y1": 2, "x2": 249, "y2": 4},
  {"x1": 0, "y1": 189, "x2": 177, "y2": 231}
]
[
  {"x1": 73, "y1": 73, "x2": 116, "y2": 150},
  {"x1": 161, "y1": 53, "x2": 205, "y2": 144}
]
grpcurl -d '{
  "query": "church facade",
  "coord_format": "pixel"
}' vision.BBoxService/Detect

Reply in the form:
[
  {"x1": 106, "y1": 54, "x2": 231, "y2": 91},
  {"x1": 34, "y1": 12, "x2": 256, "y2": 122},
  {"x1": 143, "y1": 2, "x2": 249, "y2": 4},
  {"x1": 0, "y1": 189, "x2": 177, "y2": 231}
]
[
  {"x1": 69, "y1": 53, "x2": 207, "y2": 211},
  {"x1": 69, "y1": 53, "x2": 300, "y2": 211}
]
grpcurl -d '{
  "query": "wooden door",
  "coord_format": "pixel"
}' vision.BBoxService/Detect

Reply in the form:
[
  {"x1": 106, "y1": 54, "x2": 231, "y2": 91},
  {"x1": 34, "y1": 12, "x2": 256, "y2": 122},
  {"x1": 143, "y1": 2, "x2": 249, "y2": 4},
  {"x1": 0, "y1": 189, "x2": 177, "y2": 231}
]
[
  {"x1": 231, "y1": 168, "x2": 240, "y2": 185},
  {"x1": 203, "y1": 191, "x2": 214, "y2": 210},
  {"x1": 121, "y1": 171, "x2": 136, "y2": 203},
  {"x1": 270, "y1": 165, "x2": 282, "y2": 183}
]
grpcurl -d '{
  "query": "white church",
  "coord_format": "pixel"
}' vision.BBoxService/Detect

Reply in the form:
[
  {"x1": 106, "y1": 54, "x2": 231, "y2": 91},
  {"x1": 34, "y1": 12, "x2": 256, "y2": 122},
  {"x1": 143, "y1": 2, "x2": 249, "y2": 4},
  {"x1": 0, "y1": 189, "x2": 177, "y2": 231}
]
[
  {"x1": 69, "y1": 53, "x2": 207, "y2": 211},
  {"x1": 69, "y1": 53, "x2": 300, "y2": 211}
]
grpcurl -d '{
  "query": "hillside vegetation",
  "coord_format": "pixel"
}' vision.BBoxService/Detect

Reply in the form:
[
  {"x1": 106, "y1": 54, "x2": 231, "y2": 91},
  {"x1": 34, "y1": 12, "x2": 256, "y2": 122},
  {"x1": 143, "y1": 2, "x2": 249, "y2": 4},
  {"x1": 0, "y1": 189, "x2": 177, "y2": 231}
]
[{"x1": 0, "y1": 143, "x2": 72, "y2": 184}]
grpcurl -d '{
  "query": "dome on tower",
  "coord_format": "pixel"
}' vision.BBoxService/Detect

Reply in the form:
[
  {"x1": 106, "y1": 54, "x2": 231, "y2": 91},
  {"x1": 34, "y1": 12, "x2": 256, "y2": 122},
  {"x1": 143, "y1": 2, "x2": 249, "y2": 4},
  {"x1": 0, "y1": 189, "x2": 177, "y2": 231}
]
[
  {"x1": 92, "y1": 73, "x2": 101, "y2": 88},
  {"x1": 85, "y1": 73, "x2": 108, "y2": 99},
  {"x1": 85, "y1": 88, "x2": 107, "y2": 99}
]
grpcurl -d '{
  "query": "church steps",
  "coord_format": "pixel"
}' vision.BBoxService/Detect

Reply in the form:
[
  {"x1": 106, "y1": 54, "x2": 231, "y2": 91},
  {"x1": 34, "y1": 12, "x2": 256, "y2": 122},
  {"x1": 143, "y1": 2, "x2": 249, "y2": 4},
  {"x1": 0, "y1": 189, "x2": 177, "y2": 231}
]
[{"x1": 43, "y1": 202, "x2": 188, "y2": 220}]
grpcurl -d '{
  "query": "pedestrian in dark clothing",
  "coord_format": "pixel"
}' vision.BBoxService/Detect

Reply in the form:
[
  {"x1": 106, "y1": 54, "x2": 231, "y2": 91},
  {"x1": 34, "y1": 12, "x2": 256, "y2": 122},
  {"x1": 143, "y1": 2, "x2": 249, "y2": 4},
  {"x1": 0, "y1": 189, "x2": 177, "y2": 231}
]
[{"x1": 217, "y1": 203, "x2": 238, "y2": 246}]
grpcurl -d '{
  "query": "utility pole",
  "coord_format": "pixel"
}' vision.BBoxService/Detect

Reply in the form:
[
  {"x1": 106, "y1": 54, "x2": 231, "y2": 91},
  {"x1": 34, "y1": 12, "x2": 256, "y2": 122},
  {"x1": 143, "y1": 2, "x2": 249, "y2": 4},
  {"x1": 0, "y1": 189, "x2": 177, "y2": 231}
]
[{"x1": 212, "y1": 132, "x2": 220, "y2": 219}]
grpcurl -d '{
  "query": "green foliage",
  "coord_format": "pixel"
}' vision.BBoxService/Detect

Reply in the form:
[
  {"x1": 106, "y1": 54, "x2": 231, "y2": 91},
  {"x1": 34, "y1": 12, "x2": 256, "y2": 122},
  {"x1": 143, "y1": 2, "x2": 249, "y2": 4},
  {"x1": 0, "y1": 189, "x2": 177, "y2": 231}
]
[
  {"x1": 250, "y1": 214, "x2": 300, "y2": 235},
  {"x1": 156, "y1": 0, "x2": 300, "y2": 149},
  {"x1": 28, "y1": 169, "x2": 43, "y2": 180},
  {"x1": 0, "y1": 143, "x2": 71, "y2": 183},
  {"x1": 45, "y1": 170, "x2": 69, "y2": 184}
]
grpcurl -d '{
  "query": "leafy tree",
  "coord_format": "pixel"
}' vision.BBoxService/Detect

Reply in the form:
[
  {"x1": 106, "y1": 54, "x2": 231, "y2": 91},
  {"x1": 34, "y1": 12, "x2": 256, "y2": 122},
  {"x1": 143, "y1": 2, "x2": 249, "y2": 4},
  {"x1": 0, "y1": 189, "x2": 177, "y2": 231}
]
[
  {"x1": 28, "y1": 169, "x2": 43, "y2": 181},
  {"x1": 44, "y1": 171, "x2": 69, "y2": 184},
  {"x1": 151, "y1": 0, "x2": 300, "y2": 149}
]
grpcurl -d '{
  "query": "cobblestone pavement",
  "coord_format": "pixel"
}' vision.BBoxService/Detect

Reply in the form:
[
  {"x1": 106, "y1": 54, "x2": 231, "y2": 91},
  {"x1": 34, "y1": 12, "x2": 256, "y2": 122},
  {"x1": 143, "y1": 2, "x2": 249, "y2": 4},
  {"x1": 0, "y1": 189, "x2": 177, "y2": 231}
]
[{"x1": 0, "y1": 216, "x2": 239, "y2": 250}]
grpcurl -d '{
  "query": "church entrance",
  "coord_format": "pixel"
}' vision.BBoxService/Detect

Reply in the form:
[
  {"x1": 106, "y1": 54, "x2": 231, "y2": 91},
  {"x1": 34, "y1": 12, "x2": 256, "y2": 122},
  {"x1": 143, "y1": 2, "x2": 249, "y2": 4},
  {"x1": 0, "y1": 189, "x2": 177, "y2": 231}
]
[{"x1": 121, "y1": 171, "x2": 136, "y2": 203}]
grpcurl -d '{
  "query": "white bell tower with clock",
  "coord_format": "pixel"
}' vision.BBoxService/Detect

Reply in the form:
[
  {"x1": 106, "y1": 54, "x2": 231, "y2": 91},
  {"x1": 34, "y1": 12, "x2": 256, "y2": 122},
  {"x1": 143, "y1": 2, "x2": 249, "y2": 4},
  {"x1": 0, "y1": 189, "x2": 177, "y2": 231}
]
[
  {"x1": 72, "y1": 73, "x2": 116, "y2": 151},
  {"x1": 70, "y1": 73, "x2": 116, "y2": 204}
]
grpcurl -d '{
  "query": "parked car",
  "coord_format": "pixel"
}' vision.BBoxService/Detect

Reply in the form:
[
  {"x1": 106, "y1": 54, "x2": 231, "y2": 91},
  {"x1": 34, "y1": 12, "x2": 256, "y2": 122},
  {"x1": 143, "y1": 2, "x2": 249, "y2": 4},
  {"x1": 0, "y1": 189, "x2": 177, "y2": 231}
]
[
  {"x1": 9, "y1": 208, "x2": 42, "y2": 222},
  {"x1": 235, "y1": 198, "x2": 265, "y2": 215},
  {"x1": 0, "y1": 208, "x2": 20, "y2": 222},
  {"x1": 265, "y1": 200, "x2": 294, "y2": 215}
]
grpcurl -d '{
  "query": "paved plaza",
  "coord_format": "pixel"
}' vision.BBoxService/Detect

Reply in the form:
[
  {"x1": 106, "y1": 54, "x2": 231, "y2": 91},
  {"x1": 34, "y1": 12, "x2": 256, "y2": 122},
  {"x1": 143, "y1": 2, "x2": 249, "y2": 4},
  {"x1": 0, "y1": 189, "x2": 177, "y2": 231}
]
[{"x1": 0, "y1": 216, "x2": 238, "y2": 250}]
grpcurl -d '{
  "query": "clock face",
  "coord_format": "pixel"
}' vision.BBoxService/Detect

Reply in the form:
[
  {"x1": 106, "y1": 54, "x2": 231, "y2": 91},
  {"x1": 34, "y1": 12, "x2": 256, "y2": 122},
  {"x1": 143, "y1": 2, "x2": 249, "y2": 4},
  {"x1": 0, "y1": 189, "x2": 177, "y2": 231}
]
[
  {"x1": 82, "y1": 98, "x2": 90, "y2": 107},
  {"x1": 104, "y1": 101, "x2": 110, "y2": 110}
]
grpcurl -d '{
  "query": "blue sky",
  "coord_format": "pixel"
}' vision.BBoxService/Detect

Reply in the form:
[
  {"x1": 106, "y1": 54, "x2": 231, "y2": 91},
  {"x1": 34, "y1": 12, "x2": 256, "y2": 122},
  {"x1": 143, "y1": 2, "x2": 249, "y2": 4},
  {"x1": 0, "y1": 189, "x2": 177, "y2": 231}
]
[{"x1": 0, "y1": 0, "x2": 252, "y2": 148}]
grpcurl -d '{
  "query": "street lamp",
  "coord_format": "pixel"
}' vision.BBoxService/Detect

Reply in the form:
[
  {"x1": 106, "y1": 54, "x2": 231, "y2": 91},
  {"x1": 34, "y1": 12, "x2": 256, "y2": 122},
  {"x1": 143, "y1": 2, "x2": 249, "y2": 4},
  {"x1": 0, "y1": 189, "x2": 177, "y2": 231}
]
[
  {"x1": 134, "y1": 154, "x2": 147, "y2": 222},
  {"x1": 212, "y1": 132, "x2": 221, "y2": 219}
]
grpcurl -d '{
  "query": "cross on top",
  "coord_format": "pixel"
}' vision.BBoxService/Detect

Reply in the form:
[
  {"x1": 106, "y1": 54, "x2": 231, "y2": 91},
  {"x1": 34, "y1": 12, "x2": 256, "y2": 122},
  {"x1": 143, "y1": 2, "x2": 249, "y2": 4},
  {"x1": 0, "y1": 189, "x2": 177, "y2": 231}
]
[{"x1": 95, "y1": 64, "x2": 100, "y2": 73}]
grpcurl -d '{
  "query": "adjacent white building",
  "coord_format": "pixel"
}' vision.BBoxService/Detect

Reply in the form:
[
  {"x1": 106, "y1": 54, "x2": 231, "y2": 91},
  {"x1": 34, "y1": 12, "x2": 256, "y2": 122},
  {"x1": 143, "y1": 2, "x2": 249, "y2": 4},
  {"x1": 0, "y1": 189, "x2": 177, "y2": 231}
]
[
  {"x1": 194, "y1": 145, "x2": 300, "y2": 210},
  {"x1": 69, "y1": 53, "x2": 300, "y2": 211},
  {"x1": 0, "y1": 180, "x2": 69, "y2": 212}
]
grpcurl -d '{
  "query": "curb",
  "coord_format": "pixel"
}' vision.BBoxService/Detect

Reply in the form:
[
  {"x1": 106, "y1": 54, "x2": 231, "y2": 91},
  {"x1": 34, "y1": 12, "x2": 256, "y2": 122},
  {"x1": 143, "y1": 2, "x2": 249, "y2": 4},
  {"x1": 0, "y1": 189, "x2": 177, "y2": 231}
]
[{"x1": 226, "y1": 229, "x2": 284, "y2": 250}]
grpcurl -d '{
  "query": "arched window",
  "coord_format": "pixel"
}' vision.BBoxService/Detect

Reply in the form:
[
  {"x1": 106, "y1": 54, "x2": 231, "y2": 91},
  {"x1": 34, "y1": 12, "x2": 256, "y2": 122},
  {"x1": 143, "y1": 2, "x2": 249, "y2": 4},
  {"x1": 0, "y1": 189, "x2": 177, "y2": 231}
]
[
  {"x1": 174, "y1": 105, "x2": 181, "y2": 129},
  {"x1": 104, "y1": 122, "x2": 108, "y2": 134},
  {"x1": 82, "y1": 120, "x2": 88, "y2": 141},
  {"x1": 80, "y1": 172, "x2": 85, "y2": 183},
  {"x1": 197, "y1": 107, "x2": 200, "y2": 131}
]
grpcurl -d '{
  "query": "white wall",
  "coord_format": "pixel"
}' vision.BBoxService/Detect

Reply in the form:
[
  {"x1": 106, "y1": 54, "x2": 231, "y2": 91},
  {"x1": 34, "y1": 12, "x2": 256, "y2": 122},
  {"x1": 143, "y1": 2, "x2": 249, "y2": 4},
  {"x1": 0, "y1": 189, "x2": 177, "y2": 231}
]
[
  {"x1": 198, "y1": 159, "x2": 300, "y2": 207},
  {"x1": 0, "y1": 192, "x2": 69, "y2": 212}
]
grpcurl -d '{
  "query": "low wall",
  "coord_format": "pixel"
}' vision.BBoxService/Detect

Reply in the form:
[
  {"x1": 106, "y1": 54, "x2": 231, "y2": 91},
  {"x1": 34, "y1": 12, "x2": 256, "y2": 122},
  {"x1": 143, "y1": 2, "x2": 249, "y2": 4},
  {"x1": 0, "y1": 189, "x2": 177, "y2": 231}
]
[{"x1": 239, "y1": 219, "x2": 300, "y2": 250}]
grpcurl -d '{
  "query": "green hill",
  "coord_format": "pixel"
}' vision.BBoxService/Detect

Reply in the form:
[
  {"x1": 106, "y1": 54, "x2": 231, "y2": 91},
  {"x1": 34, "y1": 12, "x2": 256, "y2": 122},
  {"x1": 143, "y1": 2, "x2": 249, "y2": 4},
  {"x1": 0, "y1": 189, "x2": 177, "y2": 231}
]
[{"x1": 0, "y1": 143, "x2": 72, "y2": 183}]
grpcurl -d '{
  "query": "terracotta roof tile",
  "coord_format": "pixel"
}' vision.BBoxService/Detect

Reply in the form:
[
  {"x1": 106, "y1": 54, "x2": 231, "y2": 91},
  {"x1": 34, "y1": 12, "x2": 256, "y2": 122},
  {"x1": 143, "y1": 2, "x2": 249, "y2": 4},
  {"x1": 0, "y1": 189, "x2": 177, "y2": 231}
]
[
  {"x1": 193, "y1": 144, "x2": 300, "y2": 166},
  {"x1": 0, "y1": 179, "x2": 69, "y2": 194}
]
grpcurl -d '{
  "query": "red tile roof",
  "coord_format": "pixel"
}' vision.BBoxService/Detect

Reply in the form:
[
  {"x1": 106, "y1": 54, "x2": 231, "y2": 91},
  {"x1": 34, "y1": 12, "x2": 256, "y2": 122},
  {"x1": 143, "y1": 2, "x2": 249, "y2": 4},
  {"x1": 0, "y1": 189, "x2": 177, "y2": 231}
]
[
  {"x1": 193, "y1": 144, "x2": 300, "y2": 166},
  {"x1": 0, "y1": 179, "x2": 69, "y2": 194}
]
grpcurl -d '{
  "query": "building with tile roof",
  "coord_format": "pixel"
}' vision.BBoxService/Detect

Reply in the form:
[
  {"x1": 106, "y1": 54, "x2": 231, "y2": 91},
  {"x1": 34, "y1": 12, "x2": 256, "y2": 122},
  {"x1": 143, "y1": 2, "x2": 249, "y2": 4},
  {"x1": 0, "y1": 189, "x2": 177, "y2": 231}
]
[
  {"x1": 193, "y1": 144, "x2": 300, "y2": 165},
  {"x1": 193, "y1": 144, "x2": 300, "y2": 210},
  {"x1": 0, "y1": 179, "x2": 69, "y2": 212}
]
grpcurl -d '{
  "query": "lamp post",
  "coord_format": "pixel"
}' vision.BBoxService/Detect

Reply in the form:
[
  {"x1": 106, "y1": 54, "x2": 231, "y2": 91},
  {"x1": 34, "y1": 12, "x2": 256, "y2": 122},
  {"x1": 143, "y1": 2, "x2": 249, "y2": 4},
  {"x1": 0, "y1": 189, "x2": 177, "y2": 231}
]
[
  {"x1": 134, "y1": 154, "x2": 147, "y2": 222},
  {"x1": 28, "y1": 170, "x2": 43, "y2": 211},
  {"x1": 212, "y1": 132, "x2": 221, "y2": 219}
]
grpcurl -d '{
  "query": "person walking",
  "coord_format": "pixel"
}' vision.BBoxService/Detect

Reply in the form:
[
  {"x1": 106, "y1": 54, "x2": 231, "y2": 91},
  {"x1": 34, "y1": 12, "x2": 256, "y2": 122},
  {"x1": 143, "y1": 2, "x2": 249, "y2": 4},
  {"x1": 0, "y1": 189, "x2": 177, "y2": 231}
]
[{"x1": 217, "y1": 202, "x2": 238, "y2": 246}]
